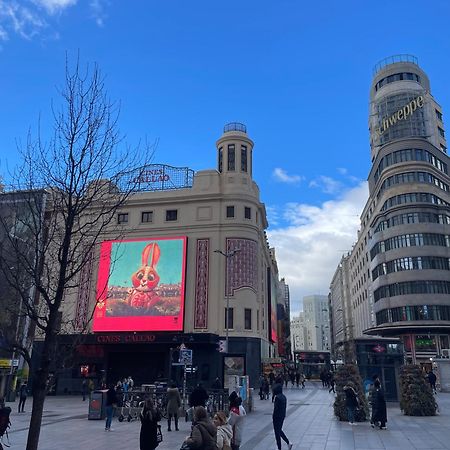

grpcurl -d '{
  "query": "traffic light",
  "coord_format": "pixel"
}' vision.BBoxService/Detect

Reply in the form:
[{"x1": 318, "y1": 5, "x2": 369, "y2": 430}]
[{"x1": 217, "y1": 339, "x2": 227, "y2": 353}]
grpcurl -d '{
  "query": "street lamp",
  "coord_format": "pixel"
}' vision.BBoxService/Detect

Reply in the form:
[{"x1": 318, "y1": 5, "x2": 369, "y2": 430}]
[{"x1": 214, "y1": 248, "x2": 240, "y2": 353}]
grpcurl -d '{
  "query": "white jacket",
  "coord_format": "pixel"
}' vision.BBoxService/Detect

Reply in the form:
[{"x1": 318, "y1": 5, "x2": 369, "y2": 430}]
[{"x1": 216, "y1": 423, "x2": 233, "y2": 449}]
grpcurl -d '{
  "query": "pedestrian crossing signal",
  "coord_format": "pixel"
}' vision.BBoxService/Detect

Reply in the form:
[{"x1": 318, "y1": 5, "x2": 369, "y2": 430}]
[{"x1": 217, "y1": 340, "x2": 227, "y2": 353}]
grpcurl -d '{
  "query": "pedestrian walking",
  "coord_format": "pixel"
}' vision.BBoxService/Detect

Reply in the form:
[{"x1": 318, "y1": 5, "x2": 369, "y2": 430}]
[
  {"x1": 139, "y1": 398, "x2": 162, "y2": 450},
  {"x1": 272, "y1": 384, "x2": 293, "y2": 450},
  {"x1": 328, "y1": 373, "x2": 335, "y2": 393},
  {"x1": 105, "y1": 383, "x2": 118, "y2": 431},
  {"x1": 299, "y1": 373, "x2": 305, "y2": 389},
  {"x1": 371, "y1": 380, "x2": 387, "y2": 430},
  {"x1": 427, "y1": 370, "x2": 437, "y2": 394},
  {"x1": 368, "y1": 374, "x2": 380, "y2": 427},
  {"x1": 228, "y1": 396, "x2": 246, "y2": 450},
  {"x1": 182, "y1": 406, "x2": 217, "y2": 450},
  {"x1": 213, "y1": 411, "x2": 233, "y2": 450},
  {"x1": 295, "y1": 371, "x2": 300, "y2": 388},
  {"x1": 166, "y1": 383, "x2": 181, "y2": 431},
  {"x1": 343, "y1": 383, "x2": 359, "y2": 425},
  {"x1": 18, "y1": 382, "x2": 27, "y2": 413},
  {"x1": 263, "y1": 377, "x2": 270, "y2": 400}
]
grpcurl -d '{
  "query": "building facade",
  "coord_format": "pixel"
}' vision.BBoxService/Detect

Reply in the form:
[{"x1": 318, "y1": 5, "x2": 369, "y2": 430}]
[
  {"x1": 364, "y1": 55, "x2": 450, "y2": 364},
  {"x1": 332, "y1": 55, "x2": 450, "y2": 366},
  {"x1": 291, "y1": 313, "x2": 307, "y2": 352},
  {"x1": 31, "y1": 123, "x2": 283, "y2": 392}
]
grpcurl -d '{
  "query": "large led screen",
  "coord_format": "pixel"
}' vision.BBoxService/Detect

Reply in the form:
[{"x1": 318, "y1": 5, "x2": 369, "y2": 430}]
[{"x1": 93, "y1": 236, "x2": 187, "y2": 332}]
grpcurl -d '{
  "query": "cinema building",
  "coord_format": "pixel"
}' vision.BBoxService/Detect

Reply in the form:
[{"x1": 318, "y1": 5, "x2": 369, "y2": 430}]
[
  {"x1": 32, "y1": 123, "x2": 282, "y2": 393},
  {"x1": 331, "y1": 55, "x2": 450, "y2": 375}
]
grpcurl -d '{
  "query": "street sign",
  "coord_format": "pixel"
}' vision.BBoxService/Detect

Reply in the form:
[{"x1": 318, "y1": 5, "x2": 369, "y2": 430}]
[
  {"x1": 218, "y1": 340, "x2": 227, "y2": 353},
  {"x1": 179, "y1": 349, "x2": 193, "y2": 365}
]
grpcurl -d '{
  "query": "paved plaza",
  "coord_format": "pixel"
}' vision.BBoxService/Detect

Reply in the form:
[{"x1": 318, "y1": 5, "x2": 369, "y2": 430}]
[{"x1": 4, "y1": 381, "x2": 450, "y2": 449}]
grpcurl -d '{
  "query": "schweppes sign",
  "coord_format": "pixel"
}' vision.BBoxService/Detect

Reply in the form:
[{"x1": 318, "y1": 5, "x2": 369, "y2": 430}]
[{"x1": 375, "y1": 95, "x2": 424, "y2": 138}]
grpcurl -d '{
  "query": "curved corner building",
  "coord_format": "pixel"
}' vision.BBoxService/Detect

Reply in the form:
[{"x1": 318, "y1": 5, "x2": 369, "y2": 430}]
[{"x1": 365, "y1": 55, "x2": 450, "y2": 363}]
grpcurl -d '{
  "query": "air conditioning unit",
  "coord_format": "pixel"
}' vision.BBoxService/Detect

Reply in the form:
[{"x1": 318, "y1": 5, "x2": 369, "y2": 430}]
[{"x1": 441, "y1": 349, "x2": 450, "y2": 358}]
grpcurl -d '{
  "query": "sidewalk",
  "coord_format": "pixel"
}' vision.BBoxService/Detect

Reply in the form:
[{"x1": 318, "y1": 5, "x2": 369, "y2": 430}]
[{"x1": 4, "y1": 382, "x2": 450, "y2": 449}]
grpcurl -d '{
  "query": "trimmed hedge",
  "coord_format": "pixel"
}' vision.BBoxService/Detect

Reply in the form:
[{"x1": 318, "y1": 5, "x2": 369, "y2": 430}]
[
  {"x1": 399, "y1": 365, "x2": 437, "y2": 416},
  {"x1": 333, "y1": 364, "x2": 369, "y2": 422}
]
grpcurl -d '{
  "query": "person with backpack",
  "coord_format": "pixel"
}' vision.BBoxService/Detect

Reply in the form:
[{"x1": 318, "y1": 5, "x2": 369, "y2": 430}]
[
  {"x1": 0, "y1": 397, "x2": 12, "y2": 449},
  {"x1": 344, "y1": 383, "x2": 359, "y2": 425},
  {"x1": 183, "y1": 406, "x2": 217, "y2": 450},
  {"x1": 18, "y1": 382, "x2": 28, "y2": 413}
]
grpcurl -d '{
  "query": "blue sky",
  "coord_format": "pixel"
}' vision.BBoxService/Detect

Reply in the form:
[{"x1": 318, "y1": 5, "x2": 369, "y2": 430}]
[{"x1": 1, "y1": 0, "x2": 449, "y2": 313}]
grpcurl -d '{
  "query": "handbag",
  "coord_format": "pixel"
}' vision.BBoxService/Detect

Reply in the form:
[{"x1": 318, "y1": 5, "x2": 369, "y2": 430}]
[{"x1": 156, "y1": 425, "x2": 163, "y2": 443}]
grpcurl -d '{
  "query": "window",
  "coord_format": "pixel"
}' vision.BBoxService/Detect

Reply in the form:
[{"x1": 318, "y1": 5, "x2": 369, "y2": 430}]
[
  {"x1": 245, "y1": 309, "x2": 252, "y2": 330},
  {"x1": 166, "y1": 209, "x2": 178, "y2": 221},
  {"x1": 218, "y1": 147, "x2": 223, "y2": 173},
  {"x1": 241, "y1": 145, "x2": 248, "y2": 172},
  {"x1": 225, "y1": 307, "x2": 234, "y2": 329},
  {"x1": 118, "y1": 213, "x2": 128, "y2": 224},
  {"x1": 438, "y1": 127, "x2": 445, "y2": 138},
  {"x1": 436, "y1": 110, "x2": 443, "y2": 122},
  {"x1": 141, "y1": 211, "x2": 153, "y2": 223},
  {"x1": 227, "y1": 144, "x2": 235, "y2": 171},
  {"x1": 226, "y1": 206, "x2": 235, "y2": 218},
  {"x1": 244, "y1": 207, "x2": 251, "y2": 219},
  {"x1": 441, "y1": 144, "x2": 447, "y2": 153}
]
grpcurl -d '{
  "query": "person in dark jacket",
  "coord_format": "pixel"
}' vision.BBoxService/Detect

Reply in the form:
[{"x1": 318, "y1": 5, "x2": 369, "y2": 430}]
[
  {"x1": 183, "y1": 406, "x2": 217, "y2": 450},
  {"x1": 189, "y1": 384, "x2": 209, "y2": 408},
  {"x1": 427, "y1": 370, "x2": 437, "y2": 394},
  {"x1": 140, "y1": 398, "x2": 162, "y2": 450},
  {"x1": 371, "y1": 380, "x2": 387, "y2": 430},
  {"x1": 166, "y1": 383, "x2": 181, "y2": 431},
  {"x1": 18, "y1": 382, "x2": 28, "y2": 413},
  {"x1": 105, "y1": 384, "x2": 118, "y2": 431},
  {"x1": 343, "y1": 384, "x2": 359, "y2": 425},
  {"x1": 272, "y1": 384, "x2": 293, "y2": 450}
]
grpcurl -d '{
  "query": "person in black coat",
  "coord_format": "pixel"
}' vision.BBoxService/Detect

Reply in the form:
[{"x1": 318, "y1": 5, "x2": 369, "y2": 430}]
[
  {"x1": 272, "y1": 384, "x2": 292, "y2": 450},
  {"x1": 189, "y1": 384, "x2": 209, "y2": 408},
  {"x1": 371, "y1": 380, "x2": 387, "y2": 430},
  {"x1": 140, "y1": 399, "x2": 162, "y2": 450}
]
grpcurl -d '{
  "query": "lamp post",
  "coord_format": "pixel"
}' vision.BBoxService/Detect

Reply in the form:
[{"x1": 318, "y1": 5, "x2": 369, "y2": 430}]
[{"x1": 214, "y1": 248, "x2": 240, "y2": 353}]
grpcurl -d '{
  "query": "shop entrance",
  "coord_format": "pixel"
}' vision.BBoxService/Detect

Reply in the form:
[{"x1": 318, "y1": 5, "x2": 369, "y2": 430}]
[{"x1": 107, "y1": 349, "x2": 166, "y2": 386}]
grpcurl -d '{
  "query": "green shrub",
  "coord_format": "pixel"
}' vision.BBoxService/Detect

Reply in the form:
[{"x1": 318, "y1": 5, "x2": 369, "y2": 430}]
[
  {"x1": 399, "y1": 365, "x2": 437, "y2": 416},
  {"x1": 333, "y1": 364, "x2": 369, "y2": 421}
]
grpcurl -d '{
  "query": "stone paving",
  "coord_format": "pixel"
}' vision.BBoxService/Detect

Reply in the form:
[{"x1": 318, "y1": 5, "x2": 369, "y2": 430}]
[{"x1": 3, "y1": 381, "x2": 450, "y2": 449}]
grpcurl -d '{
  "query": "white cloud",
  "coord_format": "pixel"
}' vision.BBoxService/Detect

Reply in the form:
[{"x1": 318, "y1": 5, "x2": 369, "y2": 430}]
[
  {"x1": 0, "y1": 1, "x2": 47, "y2": 40},
  {"x1": 90, "y1": 0, "x2": 107, "y2": 27},
  {"x1": 337, "y1": 167, "x2": 348, "y2": 175},
  {"x1": 267, "y1": 181, "x2": 368, "y2": 317},
  {"x1": 32, "y1": 0, "x2": 77, "y2": 15},
  {"x1": 309, "y1": 175, "x2": 343, "y2": 195},
  {"x1": 272, "y1": 167, "x2": 303, "y2": 184}
]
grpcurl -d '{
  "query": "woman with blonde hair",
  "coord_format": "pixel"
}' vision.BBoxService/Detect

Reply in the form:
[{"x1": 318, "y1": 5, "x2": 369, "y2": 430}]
[
  {"x1": 213, "y1": 411, "x2": 233, "y2": 450},
  {"x1": 140, "y1": 398, "x2": 162, "y2": 450}
]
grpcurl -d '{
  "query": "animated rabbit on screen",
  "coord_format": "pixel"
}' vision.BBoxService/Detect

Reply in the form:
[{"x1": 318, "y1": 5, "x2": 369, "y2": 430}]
[{"x1": 127, "y1": 242, "x2": 162, "y2": 309}]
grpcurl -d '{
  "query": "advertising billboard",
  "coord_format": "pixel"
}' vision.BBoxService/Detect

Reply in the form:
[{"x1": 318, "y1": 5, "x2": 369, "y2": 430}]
[
  {"x1": 267, "y1": 267, "x2": 278, "y2": 343},
  {"x1": 93, "y1": 236, "x2": 187, "y2": 332}
]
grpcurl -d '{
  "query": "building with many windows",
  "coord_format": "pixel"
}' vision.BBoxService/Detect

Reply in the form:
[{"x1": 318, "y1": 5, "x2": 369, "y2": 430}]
[
  {"x1": 31, "y1": 123, "x2": 284, "y2": 392},
  {"x1": 331, "y1": 55, "x2": 450, "y2": 366}
]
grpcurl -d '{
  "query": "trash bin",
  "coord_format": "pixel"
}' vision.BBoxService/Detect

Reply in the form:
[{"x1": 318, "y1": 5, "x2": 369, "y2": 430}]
[
  {"x1": 88, "y1": 389, "x2": 108, "y2": 420},
  {"x1": 6, "y1": 390, "x2": 16, "y2": 403}
]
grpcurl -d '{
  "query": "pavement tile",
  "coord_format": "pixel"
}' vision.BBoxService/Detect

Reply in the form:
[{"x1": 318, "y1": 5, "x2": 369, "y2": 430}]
[{"x1": 4, "y1": 382, "x2": 450, "y2": 449}]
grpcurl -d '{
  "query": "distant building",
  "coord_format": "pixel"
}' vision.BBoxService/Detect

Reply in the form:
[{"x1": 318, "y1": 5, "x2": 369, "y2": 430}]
[
  {"x1": 291, "y1": 312, "x2": 307, "y2": 351},
  {"x1": 303, "y1": 295, "x2": 331, "y2": 351}
]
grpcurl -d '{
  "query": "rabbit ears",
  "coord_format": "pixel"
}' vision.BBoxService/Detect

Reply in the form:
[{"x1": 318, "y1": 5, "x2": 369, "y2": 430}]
[{"x1": 141, "y1": 242, "x2": 161, "y2": 267}]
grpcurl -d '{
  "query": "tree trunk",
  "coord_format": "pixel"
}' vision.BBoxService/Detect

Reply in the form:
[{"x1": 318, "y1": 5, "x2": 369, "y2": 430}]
[{"x1": 26, "y1": 334, "x2": 54, "y2": 450}]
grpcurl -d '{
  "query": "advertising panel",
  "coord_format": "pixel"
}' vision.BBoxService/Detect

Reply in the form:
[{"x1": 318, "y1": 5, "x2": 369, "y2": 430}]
[
  {"x1": 268, "y1": 269, "x2": 278, "y2": 343},
  {"x1": 93, "y1": 236, "x2": 187, "y2": 332}
]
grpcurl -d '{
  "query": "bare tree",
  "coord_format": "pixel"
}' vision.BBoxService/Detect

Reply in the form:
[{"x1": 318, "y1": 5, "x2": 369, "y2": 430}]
[{"x1": 0, "y1": 58, "x2": 152, "y2": 450}]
